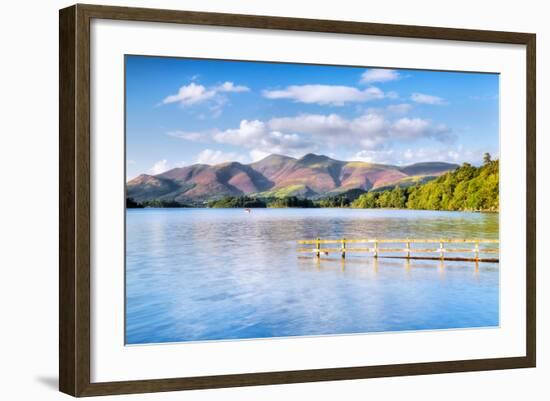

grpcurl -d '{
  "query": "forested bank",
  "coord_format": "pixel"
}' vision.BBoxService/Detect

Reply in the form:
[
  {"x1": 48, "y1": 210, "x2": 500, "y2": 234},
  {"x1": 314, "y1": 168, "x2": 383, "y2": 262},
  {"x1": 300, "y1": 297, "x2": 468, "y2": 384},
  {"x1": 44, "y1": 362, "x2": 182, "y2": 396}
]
[{"x1": 352, "y1": 158, "x2": 499, "y2": 212}]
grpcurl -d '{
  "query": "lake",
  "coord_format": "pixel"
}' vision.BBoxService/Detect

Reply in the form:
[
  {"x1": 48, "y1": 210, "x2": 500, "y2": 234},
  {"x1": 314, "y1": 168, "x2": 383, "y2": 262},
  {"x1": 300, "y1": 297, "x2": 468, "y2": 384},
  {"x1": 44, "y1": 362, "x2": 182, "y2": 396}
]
[{"x1": 125, "y1": 208, "x2": 499, "y2": 344}]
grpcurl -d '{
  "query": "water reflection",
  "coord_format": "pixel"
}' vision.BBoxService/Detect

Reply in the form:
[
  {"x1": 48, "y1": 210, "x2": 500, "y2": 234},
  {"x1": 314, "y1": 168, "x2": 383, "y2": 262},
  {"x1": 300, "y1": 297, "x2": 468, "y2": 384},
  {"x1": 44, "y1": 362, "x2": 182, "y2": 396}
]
[{"x1": 126, "y1": 208, "x2": 499, "y2": 344}]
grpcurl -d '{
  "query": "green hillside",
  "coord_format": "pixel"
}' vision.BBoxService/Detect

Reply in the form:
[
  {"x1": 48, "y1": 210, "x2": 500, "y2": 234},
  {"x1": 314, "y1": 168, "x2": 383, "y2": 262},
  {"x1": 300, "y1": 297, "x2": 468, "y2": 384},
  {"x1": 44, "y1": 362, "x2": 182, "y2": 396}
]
[{"x1": 352, "y1": 158, "x2": 499, "y2": 212}]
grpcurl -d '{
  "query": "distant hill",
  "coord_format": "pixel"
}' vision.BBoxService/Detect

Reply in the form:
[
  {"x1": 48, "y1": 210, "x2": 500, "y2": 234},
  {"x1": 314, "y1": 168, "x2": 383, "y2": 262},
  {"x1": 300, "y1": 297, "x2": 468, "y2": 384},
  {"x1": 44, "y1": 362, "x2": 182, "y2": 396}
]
[
  {"x1": 127, "y1": 153, "x2": 458, "y2": 202},
  {"x1": 398, "y1": 162, "x2": 461, "y2": 176}
]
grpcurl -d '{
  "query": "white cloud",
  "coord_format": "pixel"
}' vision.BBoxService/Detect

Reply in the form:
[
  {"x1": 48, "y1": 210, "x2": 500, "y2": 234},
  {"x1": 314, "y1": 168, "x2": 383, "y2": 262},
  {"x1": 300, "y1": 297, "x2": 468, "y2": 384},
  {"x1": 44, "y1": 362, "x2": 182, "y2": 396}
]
[
  {"x1": 213, "y1": 120, "x2": 267, "y2": 145},
  {"x1": 411, "y1": 92, "x2": 447, "y2": 105},
  {"x1": 410, "y1": 145, "x2": 488, "y2": 164},
  {"x1": 399, "y1": 147, "x2": 469, "y2": 164},
  {"x1": 262, "y1": 84, "x2": 386, "y2": 106},
  {"x1": 269, "y1": 114, "x2": 350, "y2": 136},
  {"x1": 195, "y1": 149, "x2": 246, "y2": 165},
  {"x1": 162, "y1": 83, "x2": 216, "y2": 106},
  {"x1": 166, "y1": 99, "x2": 455, "y2": 164},
  {"x1": 208, "y1": 111, "x2": 453, "y2": 162},
  {"x1": 391, "y1": 118, "x2": 451, "y2": 141},
  {"x1": 353, "y1": 149, "x2": 396, "y2": 164},
  {"x1": 249, "y1": 149, "x2": 271, "y2": 162},
  {"x1": 352, "y1": 145, "x2": 491, "y2": 166},
  {"x1": 213, "y1": 119, "x2": 314, "y2": 158},
  {"x1": 269, "y1": 112, "x2": 452, "y2": 148},
  {"x1": 161, "y1": 81, "x2": 249, "y2": 109},
  {"x1": 149, "y1": 160, "x2": 169, "y2": 174},
  {"x1": 360, "y1": 69, "x2": 400, "y2": 84},
  {"x1": 148, "y1": 159, "x2": 185, "y2": 175},
  {"x1": 216, "y1": 81, "x2": 250, "y2": 93}
]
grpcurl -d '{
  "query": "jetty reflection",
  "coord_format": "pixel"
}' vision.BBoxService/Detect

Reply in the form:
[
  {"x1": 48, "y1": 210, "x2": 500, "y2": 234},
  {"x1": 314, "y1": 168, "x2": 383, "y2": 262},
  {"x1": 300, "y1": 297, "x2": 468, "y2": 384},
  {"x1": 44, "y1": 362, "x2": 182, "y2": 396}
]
[{"x1": 297, "y1": 255, "x2": 490, "y2": 280}]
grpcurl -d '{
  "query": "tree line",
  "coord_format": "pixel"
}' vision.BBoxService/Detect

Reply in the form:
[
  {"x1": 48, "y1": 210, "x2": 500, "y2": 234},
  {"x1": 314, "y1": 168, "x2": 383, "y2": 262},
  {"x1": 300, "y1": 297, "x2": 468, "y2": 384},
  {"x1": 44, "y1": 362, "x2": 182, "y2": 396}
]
[
  {"x1": 206, "y1": 196, "x2": 316, "y2": 208},
  {"x1": 352, "y1": 157, "x2": 499, "y2": 212},
  {"x1": 126, "y1": 198, "x2": 189, "y2": 208}
]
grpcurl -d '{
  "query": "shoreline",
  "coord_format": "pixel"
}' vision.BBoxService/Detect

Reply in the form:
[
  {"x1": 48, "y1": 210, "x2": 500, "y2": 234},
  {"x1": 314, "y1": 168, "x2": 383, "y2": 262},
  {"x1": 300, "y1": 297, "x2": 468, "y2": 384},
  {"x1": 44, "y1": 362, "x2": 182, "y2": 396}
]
[{"x1": 126, "y1": 206, "x2": 499, "y2": 213}]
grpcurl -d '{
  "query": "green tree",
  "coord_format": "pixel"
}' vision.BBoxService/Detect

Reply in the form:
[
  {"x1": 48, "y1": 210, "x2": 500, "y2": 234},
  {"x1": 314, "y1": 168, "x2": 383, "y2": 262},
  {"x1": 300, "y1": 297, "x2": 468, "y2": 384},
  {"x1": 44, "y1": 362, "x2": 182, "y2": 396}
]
[
  {"x1": 388, "y1": 186, "x2": 406, "y2": 208},
  {"x1": 351, "y1": 192, "x2": 379, "y2": 208},
  {"x1": 352, "y1": 158, "x2": 499, "y2": 212}
]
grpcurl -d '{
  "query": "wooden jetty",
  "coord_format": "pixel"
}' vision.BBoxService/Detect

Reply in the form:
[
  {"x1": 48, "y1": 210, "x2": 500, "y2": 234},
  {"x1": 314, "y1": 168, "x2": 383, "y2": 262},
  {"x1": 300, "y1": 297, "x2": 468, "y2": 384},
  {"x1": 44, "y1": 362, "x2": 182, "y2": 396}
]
[{"x1": 297, "y1": 238, "x2": 499, "y2": 262}]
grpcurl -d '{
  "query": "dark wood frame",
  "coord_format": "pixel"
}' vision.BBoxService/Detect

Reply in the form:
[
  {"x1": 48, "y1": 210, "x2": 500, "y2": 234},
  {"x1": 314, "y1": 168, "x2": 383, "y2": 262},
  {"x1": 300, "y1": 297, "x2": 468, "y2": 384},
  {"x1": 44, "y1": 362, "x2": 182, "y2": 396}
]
[{"x1": 59, "y1": 3, "x2": 536, "y2": 397}]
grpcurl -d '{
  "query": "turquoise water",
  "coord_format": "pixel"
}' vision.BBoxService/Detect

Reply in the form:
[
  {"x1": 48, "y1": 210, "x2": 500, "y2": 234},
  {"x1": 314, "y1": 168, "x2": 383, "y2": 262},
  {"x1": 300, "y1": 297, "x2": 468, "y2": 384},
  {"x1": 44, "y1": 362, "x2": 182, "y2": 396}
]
[{"x1": 125, "y1": 208, "x2": 499, "y2": 344}]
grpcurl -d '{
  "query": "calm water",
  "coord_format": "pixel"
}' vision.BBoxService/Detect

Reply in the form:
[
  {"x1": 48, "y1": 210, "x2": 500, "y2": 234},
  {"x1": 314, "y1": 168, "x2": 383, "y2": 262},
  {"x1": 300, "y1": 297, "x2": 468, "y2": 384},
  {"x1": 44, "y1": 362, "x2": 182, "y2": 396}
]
[{"x1": 126, "y1": 208, "x2": 499, "y2": 344}]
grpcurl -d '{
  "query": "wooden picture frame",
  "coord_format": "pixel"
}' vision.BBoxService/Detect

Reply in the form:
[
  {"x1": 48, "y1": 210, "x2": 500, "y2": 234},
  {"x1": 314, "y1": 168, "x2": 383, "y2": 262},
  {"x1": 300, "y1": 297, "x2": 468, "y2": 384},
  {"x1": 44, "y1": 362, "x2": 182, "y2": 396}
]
[{"x1": 59, "y1": 3, "x2": 536, "y2": 397}]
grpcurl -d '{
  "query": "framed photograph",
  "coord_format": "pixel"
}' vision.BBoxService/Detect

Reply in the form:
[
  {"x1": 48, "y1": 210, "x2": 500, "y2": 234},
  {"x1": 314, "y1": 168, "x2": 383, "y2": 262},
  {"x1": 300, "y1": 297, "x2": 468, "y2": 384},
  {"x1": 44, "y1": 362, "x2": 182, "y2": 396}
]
[{"x1": 59, "y1": 4, "x2": 536, "y2": 397}]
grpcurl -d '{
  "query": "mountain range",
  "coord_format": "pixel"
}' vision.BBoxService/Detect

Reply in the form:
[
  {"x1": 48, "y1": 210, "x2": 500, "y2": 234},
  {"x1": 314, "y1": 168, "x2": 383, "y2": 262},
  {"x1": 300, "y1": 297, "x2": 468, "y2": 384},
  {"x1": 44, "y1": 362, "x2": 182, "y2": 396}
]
[{"x1": 127, "y1": 153, "x2": 458, "y2": 203}]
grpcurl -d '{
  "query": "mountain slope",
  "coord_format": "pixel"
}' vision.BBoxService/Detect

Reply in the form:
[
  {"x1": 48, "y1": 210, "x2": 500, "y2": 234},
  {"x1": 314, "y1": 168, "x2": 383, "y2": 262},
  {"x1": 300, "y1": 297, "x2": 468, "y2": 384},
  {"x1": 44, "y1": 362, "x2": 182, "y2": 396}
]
[
  {"x1": 126, "y1": 174, "x2": 184, "y2": 202},
  {"x1": 249, "y1": 154, "x2": 297, "y2": 182},
  {"x1": 152, "y1": 161, "x2": 273, "y2": 201},
  {"x1": 127, "y1": 154, "x2": 458, "y2": 202}
]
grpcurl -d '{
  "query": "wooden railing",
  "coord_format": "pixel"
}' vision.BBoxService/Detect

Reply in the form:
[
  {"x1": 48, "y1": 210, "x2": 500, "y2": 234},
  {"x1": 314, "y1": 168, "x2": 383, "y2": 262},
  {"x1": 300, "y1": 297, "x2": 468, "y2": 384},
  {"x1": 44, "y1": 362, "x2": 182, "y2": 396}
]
[{"x1": 297, "y1": 238, "x2": 499, "y2": 262}]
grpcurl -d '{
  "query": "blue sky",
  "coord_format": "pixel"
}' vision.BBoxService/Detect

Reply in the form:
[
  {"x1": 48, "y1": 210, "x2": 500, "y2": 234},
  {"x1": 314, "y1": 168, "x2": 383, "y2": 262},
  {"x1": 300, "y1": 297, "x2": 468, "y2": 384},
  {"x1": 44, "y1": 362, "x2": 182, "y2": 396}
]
[{"x1": 126, "y1": 55, "x2": 499, "y2": 179}]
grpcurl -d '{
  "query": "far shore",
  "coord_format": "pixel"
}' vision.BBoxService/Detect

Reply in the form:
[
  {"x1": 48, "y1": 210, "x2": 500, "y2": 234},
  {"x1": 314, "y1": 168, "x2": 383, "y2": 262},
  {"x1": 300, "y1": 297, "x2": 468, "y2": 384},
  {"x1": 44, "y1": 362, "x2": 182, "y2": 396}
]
[{"x1": 127, "y1": 206, "x2": 499, "y2": 213}]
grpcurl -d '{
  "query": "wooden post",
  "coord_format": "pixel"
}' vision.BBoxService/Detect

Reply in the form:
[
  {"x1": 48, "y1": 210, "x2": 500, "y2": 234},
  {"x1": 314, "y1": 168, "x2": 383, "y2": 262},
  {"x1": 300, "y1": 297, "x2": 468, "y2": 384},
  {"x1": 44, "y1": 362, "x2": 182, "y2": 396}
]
[
  {"x1": 296, "y1": 237, "x2": 499, "y2": 262},
  {"x1": 341, "y1": 237, "x2": 346, "y2": 259},
  {"x1": 316, "y1": 237, "x2": 320, "y2": 258}
]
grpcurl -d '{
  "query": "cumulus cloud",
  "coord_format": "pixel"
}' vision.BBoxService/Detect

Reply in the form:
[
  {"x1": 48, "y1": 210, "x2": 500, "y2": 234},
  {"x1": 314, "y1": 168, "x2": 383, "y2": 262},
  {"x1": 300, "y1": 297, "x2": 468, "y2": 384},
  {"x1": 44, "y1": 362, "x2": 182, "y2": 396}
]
[
  {"x1": 149, "y1": 160, "x2": 169, "y2": 174},
  {"x1": 148, "y1": 159, "x2": 185, "y2": 175},
  {"x1": 360, "y1": 69, "x2": 400, "y2": 84},
  {"x1": 161, "y1": 81, "x2": 250, "y2": 110},
  {"x1": 213, "y1": 120, "x2": 266, "y2": 145},
  {"x1": 213, "y1": 120, "x2": 314, "y2": 158},
  {"x1": 390, "y1": 118, "x2": 454, "y2": 142},
  {"x1": 206, "y1": 111, "x2": 453, "y2": 162},
  {"x1": 249, "y1": 149, "x2": 271, "y2": 162},
  {"x1": 162, "y1": 83, "x2": 216, "y2": 106},
  {"x1": 269, "y1": 114, "x2": 352, "y2": 137},
  {"x1": 195, "y1": 149, "x2": 246, "y2": 165},
  {"x1": 411, "y1": 92, "x2": 447, "y2": 105},
  {"x1": 268, "y1": 113, "x2": 453, "y2": 148},
  {"x1": 167, "y1": 97, "x2": 456, "y2": 164},
  {"x1": 262, "y1": 84, "x2": 387, "y2": 106},
  {"x1": 216, "y1": 82, "x2": 250, "y2": 93}
]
